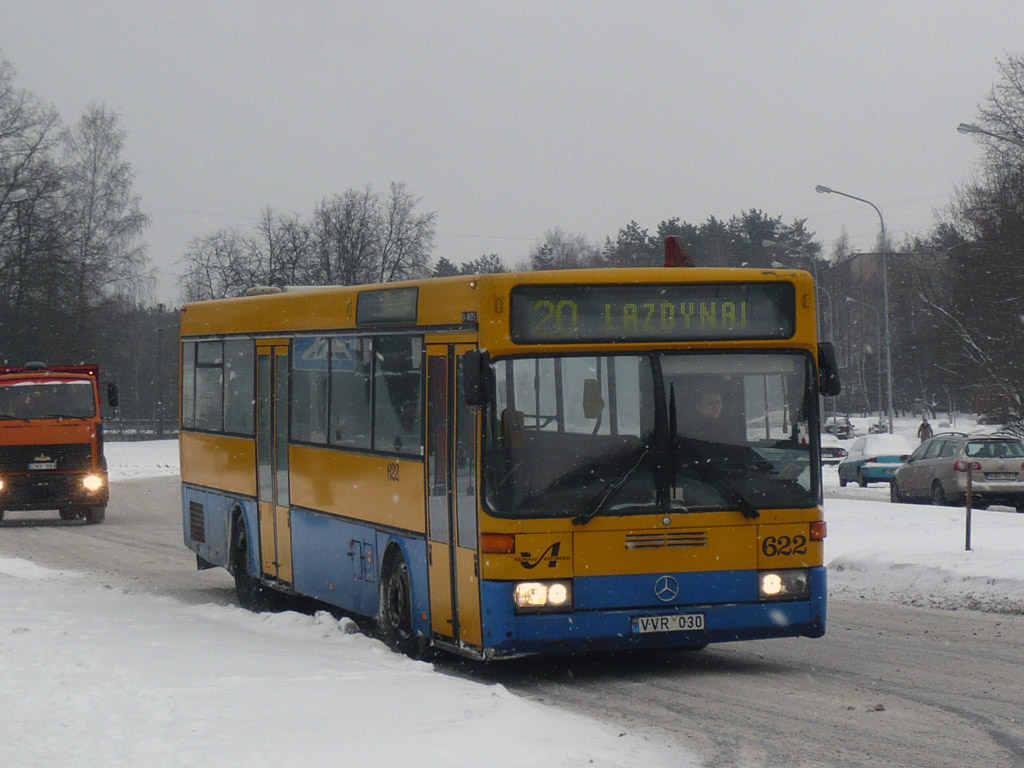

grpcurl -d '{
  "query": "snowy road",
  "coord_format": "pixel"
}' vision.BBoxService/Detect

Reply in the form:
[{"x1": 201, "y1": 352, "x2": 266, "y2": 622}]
[{"x1": 1, "y1": 473, "x2": 1022, "y2": 766}]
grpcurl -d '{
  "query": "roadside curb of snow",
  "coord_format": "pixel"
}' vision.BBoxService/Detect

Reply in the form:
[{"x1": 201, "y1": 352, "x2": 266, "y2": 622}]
[{"x1": 828, "y1": 557, "x2": 1024, "y2": 615}]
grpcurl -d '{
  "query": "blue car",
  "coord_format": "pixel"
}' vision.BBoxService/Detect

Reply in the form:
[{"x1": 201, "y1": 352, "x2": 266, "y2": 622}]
[{"x1": 837, "y1": 433, "x2": 914, "y2": 487}]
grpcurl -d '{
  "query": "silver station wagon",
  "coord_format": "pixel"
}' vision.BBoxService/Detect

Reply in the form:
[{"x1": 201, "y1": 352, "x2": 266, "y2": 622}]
[{"x1": 890, "y1": 433, "x2": 1024, "y2": 512}]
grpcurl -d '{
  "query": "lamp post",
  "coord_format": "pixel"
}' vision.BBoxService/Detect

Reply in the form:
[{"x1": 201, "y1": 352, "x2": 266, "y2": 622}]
[
  {"x1": 156, "y1": 303, "x2": 166, "y2": 439},
  {"x1": 815, "y1": 184, "x2": 894, "y2": 433},
  {"x1": 957, "y1": 122, "x2": 1024, "y2": 148},
  {"x1": 845, "y1": 296, "x2": 883, "y2": 422}
]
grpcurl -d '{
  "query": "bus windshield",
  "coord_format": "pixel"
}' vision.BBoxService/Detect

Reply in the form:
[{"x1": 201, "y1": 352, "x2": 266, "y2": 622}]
[
  {"x1": 483, "y1": 352, "x2": 818, "y2": 519},
  {"x1": 0, "y1": 381, "x2": 96, "y2": 419}
]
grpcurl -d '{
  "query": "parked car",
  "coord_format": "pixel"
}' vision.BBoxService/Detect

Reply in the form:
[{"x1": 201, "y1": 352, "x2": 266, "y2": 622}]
[
  {"x1": 890, "y1": 433, "x2": 1024, "y2": 511},
  {"x1": 824, "y1": 417, "x2": 854, "y2": 439},
  {"x1": 837, "y1": 433, "x2": 913, "y2": 487},
  {"x1": 820, "y1": 433, "x2": 848, "y2": 465}
]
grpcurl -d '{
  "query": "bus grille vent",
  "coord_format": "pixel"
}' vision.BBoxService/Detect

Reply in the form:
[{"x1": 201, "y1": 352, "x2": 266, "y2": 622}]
[
  {"x1": 625, "y1": 532, "x2": 707, "y2": 550},
  {"x1": 189, "y1": 501, "x2": 206, "y2": 544}
]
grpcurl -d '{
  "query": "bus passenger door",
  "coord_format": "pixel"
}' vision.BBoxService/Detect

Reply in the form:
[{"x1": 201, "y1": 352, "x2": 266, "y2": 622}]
[
  {"x1": 425, "y1": 344, "x2": 482, "y2": 649},
  {"x1": 256, "y1": 343, "x2": 293, "y2": 585}
]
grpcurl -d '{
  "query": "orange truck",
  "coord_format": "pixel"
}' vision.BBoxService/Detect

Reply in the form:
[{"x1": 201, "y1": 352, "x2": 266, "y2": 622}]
[{"x1": 0, "y1": 362, "x2": 119, "y2": 524}]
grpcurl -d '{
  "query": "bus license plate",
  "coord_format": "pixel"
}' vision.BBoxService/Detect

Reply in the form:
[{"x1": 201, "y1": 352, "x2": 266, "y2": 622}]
[
  {"x1": 28, "y1": 462, "x2": 57, "y2": 470},
  {"x1": 631, "y1": 613, "x2": 705, "y2": 634}
]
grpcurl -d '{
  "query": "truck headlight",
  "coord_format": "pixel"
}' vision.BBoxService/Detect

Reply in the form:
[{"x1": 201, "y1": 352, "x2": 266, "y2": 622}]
[
  {"x1": 82, "y1": 474, "x2": 104, "y2": 492},
  {"x1": 0, "y1": 477, "x2": 5, "y2": 492},
  {"x1": 513, "y1": 581, "x2": 573, "y2": 613},
  {"x1": 758, "y1": 569, "x2": 809, "y2": 601}
]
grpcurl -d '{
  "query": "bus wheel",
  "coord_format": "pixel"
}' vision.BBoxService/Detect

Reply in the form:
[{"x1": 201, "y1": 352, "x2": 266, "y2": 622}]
[
  {"x1": 379, "y1": 557, "x2": 428, "y2": 659},
  {"x1": 84, "y1": 505, "x2": 105, "y2": 524},
  {"x1": 231, "y1": 519, "x2": 275, "y2": 612}
]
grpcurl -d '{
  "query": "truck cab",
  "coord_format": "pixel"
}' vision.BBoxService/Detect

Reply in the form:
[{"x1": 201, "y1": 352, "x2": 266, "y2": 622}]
[{"x1": 0, "y1": 363, "x2": 118, "y2": 524}]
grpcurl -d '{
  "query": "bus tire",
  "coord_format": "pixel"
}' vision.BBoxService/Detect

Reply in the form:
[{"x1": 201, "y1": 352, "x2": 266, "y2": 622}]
[
  {"x1": 231, "y1": 517, "x2": 276, "y2": 612},
  {"x1": 84, "y1": 505, "x2": 105, "y2": 524},
  {"x1": 379, "y1": 556, "x2": 428, "y2": 659}
]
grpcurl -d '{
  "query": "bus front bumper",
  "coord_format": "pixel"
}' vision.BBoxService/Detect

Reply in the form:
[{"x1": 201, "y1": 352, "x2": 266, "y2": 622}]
[{"x1": 478, "y1": 567, "x2": 826, "y2": 658}]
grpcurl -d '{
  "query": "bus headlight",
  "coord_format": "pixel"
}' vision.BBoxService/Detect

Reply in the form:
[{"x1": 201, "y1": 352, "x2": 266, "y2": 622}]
[
  {"x1": 758, "y1": 569, "x2": 809, "y2": 601},
  {"x1": 82, "y1": 474, "x2": 104, "y2": 492},
  {"x1": 513, "y1": 580, "x2": 573, "y2": 613}
]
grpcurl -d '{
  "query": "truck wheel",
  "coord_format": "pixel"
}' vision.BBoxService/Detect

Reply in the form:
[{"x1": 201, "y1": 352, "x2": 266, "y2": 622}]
[
  {"x1": 59, "y1": 508, "x2": 78, "y2": 521},
  {"x1": 84, "y1": 506, "x2": 105, "y2": 524}
]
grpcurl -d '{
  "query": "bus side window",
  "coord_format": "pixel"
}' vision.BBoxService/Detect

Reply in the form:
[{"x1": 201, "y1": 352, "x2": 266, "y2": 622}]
[
  {"x1": 330, "y1": 337, "x2": 372, "y2": 450},
  {"x1": 372, "y1": 336, "x2": 423, "y2": 456}
]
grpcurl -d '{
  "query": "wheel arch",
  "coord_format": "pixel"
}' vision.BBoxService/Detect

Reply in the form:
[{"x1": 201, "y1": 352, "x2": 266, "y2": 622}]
[
  {"x1": 376, "y1": 535, "x2": 430, "y2": 638},
  {"x1": 228, "y1": 502, "x2": 256, "y2": 578}
]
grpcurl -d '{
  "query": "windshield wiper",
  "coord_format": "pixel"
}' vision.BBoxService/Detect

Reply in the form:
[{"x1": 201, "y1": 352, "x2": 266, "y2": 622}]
[
  {"x1": 573, "y1": 446, "x2": 651, "y2": 526},
  {"x1": 706, "y1": 470, "x2": 760, "y2": 519},
  {"x1": 675, "y1": 441, "x2": 761, "y2": 519}
]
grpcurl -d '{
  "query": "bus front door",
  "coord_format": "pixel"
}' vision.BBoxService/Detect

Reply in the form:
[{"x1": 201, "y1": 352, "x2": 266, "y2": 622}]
[
  {"x1": 256, "y1": 343, "x2": 293, "y2": 586},
  {"x1": 425, "y1": 344, "x2": 482, "y2": 649}
]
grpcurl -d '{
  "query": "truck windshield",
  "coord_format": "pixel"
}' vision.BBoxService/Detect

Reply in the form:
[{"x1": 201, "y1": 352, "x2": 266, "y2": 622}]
[
  {"x1": 0, "y1": 381, "x2": 96, "y2": 419},
  {"x1": 482, "y1": 352, "x2": 818, "y2": 519}
]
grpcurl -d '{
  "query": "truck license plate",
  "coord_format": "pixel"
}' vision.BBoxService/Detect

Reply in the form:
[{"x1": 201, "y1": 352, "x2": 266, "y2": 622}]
[
  {"x1": 28, "y1": 462, "x2": 57, "y2": 470},
  {"x1": 631, "y1": 613, "x2": 705, "y2": 634}
]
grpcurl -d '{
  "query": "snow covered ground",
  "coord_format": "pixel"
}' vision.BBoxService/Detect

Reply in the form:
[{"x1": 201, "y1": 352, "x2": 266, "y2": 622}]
[{"x1": 2, "y1": 421, "x2": 1022, "y2": 767}]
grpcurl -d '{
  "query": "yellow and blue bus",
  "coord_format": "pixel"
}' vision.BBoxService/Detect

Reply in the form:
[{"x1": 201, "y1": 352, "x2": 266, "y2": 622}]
[{"x1": 180, "y1": 239, "x2": 840, "y2": 659}]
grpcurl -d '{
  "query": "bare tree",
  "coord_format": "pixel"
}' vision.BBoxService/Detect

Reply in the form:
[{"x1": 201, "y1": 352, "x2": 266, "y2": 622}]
[
  {"x1": 376, "y1": 181, "x2": 435, "y2": 282},
  {"x1": 526, "y1": 228, "x2": 601, "y2": 270},
  {"x1": 0, "y1": 56, "x2": 64, "y2": 359},
  {"x1": 59, "y1": 104, "x2": 150, "y2": 327},
  {"x1": 310, "y1": 187, "x2": 379, "y2": 285},
  {"x1": 914, "y1": 52, "x2": 1024, "y2": 423},
  {"x1": 178, "y1": 229, "x2": 253, "y2": 301}
]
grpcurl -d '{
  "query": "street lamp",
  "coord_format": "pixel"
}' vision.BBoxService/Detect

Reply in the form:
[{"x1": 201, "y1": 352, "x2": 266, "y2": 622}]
[
  {"x1": 815, "y1": 184, "x2": 895, "y2": 434},
  {"x1": 957, "y1": 122, "x2": 1024, "y2": 148},
  {"x1": 845, "y1": 296, "x2": 883, "y2": 422}
]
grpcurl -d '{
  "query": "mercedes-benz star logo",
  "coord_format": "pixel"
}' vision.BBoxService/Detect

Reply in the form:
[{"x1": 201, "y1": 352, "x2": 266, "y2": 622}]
[{"x1": 654, "y1": 575, "x2": 679, "y2": 602}]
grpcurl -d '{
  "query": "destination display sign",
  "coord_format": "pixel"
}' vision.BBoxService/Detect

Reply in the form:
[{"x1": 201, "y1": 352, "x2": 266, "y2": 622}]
[
  {"x1": 510, "y1": 283, "x2": 795, "y2": 343},
  {"x1": 356, "y1": 287, "x2": 418, "y2": 326}
]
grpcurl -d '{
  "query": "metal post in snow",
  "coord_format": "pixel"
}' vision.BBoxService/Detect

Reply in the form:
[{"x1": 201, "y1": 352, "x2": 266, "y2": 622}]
[{"x1": 965, "y1": 466, "x2": 973, "y2": 552}]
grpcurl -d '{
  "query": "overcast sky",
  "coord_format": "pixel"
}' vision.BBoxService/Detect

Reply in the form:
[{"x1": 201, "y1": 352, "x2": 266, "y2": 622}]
[{"x1": 2, "y1": 1, "x2": 1021, "y2": 304}]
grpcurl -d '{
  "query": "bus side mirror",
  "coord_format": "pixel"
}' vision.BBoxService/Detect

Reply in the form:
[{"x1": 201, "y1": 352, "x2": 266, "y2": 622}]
[
  {"x1": 582, "y1": 378, "x2": 605, "y2": 420},
  {"x1": 462, "y1": 349, "x2": 491, "y2": 407},
  {"x1": 501, "y1": 409, "x2": 526, "y2": 450},
  {"x1": 107, "y1": 382, "x2": 120, "y2": 408},
  {"x1": 817, "y1": 342, "x2": 841, "y2": 397}
]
